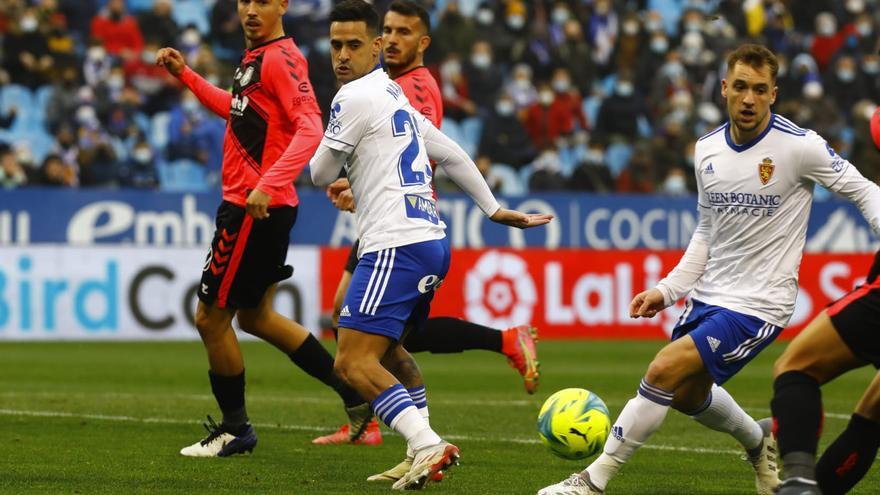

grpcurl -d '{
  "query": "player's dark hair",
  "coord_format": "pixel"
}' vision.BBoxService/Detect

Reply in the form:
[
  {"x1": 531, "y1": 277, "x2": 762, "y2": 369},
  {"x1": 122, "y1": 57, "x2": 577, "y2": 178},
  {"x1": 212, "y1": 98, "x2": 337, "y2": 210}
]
[
  {"x1": 387, "y1": 0, "x2": 431, "y2": 34},
  {"x1": 726, "y1": 44, "x2": 778, "y2": 81},
  {"x1": 330, "y1": 0, "x2": 380, "y2": 36}
]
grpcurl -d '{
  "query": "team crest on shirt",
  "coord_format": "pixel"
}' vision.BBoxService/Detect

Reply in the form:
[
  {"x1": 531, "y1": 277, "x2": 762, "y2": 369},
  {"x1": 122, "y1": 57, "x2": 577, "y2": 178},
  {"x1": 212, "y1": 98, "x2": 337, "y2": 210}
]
[
  {"x1": 239, "y1": 66, "x2": 255, "y2": 86},
  {"x1": 758, "y1": 157, "x2": 774, "y2": 185}
]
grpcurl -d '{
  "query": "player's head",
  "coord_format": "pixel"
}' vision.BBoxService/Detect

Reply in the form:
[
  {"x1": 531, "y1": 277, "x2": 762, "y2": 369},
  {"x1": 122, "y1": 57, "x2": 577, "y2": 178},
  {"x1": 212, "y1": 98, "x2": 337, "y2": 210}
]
[
  {"x1": 382, "y1": 0, "x2": 431, "y2": 76},
  {"x1": 329, "y1": 0, "x2": 381, "y2": 84},
  {"x1": 238, "y1": 0, "x2": 288, "y2": 47},
  {"x1": 721, "y1": 44, "x2": 778, "y2": 135}
]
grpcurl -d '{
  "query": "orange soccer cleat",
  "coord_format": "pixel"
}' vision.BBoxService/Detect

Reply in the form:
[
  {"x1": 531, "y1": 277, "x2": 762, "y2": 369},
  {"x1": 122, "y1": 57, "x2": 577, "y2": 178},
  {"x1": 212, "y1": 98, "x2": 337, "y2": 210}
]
[
  {"x1": 312, "y1": 418, "x2": 382, "y2": 445},
  {"x1": 501, "y1": 325, "x2": 540, "y2": 394}
]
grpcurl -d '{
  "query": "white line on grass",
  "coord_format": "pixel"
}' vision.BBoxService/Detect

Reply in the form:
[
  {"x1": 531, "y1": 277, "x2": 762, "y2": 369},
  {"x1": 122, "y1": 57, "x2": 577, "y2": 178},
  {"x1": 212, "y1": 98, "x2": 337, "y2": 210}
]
[{"x1": 0, "y1": 407, "x2": 742, "y2": 456}]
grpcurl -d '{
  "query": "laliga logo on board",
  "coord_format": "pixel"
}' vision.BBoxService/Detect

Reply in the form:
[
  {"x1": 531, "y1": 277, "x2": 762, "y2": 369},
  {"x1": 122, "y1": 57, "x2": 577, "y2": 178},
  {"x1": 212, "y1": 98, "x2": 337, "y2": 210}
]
[{"x1": 465, "y1": 251, "x2": 537, "y2": 329}]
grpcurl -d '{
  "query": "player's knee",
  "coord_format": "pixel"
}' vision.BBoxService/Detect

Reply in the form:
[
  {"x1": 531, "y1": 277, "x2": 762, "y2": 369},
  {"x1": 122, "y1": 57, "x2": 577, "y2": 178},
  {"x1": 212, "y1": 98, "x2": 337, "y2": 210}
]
[
  {"x1": 644, "y1": 356, "x2": 682, "y2": 391},
  {"x1": 333, "y1": 354, "x2": 361, "y2": 388},
  {"x1": 194, "y1": 307, "x2": 216, "y2": 338}
]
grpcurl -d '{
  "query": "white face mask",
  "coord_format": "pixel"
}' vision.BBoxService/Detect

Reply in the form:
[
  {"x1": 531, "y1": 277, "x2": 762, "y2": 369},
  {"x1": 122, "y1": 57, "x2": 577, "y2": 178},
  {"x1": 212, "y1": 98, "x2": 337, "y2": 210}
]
[
  {"x1": 650, "y1": 37, "x2": 668, "y2": 54},
  {"x1": 863, "y1": 61, "x2": 880, "y2": 75},
  {"x1": 507, "y1": 15, "x2": 525, "y2": 30},
  {"x1": 622, "y1": 21, "x2": 639, "y2": 36},
  {"x1": 846, "y1": 0, "x2": 864, "y2": 13},
  {"x1": 471, "y1": 53, "x2": 491, "y2": 69},
  {"x1": 182, "y1": 30, "x2": 200, "y2": 47},
  {"x1": 142, "y1": 50, "x2": 156, "y2": 64},
  {"x1": 836, "y1": 68, "x2": 856, "y2": 82},
  {"x1": 108, "y1": 75, "x2": 125, "y2": 91},
  {"x1": 552, "y1": 78, "x2": 571, "y2": 93},
  {"x1": 552, "y1": 8, "x2": 570, "y2": 25},
  {"x1": 133, "y1": 148, "x2": 152, "y2": 164},
  {"x1": 646, "y1": 19, "x2": 663, "y2": 32},
  {"x1": 856, "y1": 22, "x2": 872, "y2": 36},
  {"x1": 803, "y1": 81, "x2": 823, "y2": 99},
  {"x1": 476, "y1": 9, "x2": 494, "y2": 25},
  {"x1": 21, "y1": 16, "x2": 38, "y2": 32},
  {"x1": 817, "y1": 20, "x2": 836, "y2": 36},
  {"x1": 514, "y1": 78, "x2": 531, "y2": 90},
  {"x1": 539, "y1": 90, "x2": 554, "y2": 105},
  {"x1": 495, "y1": 100, "x2": 515, "y2": 116},
  {"x1": 88, "y1": 46, "x2": 106, "y2": 61},
  {"x1": 664, "y1": 174, "x2": 687, "y2": 194},
  {"x1": 616, "y1": 81, "x2": 634, "y2": 97},
  {"x1": 182, "y1": 98, "x2": 200, "y2": 113}
]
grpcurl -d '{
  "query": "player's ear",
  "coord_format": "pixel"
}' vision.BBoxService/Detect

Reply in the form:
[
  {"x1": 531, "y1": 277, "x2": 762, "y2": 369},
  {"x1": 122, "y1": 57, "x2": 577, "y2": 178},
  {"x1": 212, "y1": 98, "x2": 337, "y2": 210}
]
[
  {"x1": 770, "y1": 85, "x2": 777, "y2": 106},
  {"x1": 720, "y1": 78, "x2": 727, "y2": 98},
  {"x1": 419, "y1": 35, "x2": 431, "y2": 54},
  {"x1": 279, "y1": 0, "x2": 288, "y2": 14},
  {"x1": 372, "y1": 35, "x2": 383, "y2": 56}
]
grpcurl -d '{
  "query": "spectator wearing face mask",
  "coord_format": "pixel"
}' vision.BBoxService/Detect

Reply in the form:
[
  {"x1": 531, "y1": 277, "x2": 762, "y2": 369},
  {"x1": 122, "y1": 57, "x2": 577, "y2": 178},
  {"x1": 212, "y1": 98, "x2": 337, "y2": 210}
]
[
  {"x1": 586, "y1": 0, "x2": 618, "y2": 74},
  {"x1": 83, "y1": 38, "x2": 113, "y2": 88},
  {"x1": 428, "y1": 1, "x2": 476, "y2": 64},
  {"x1": 547, "y1": 68, "x2": 589, "y2": 138},
  {"x1": 795, "y1": 74, "x2": 843, "y2": 140},
  {"x1": 465, "y1": 40, "x2": 504, "y2": 114},
  {"x1": 595, "y1": 73, "x2": 641, "y2": 140},
  {"x1": 119, "y1": 139, "x2": 158, "y2": 189},
  {"x1": 438, "y1": 54, "x2": 477, "y2": 121},
  {"x1": 478, "y1": 93, "x2": 537, "y2": 169},
  {"x1": 555, "y1": 19, "x2": 594, "y2": 95},
  {"x1": 525, "y1": 82, "x2": 558, "y2": 150},
  {"x1": 658, "y1": 167, "x2": 690, "y2": 196},
  {"x1": 505, "y1": 63, "x2": 538, "y2": 113},
  {"x1": 809, "y1": 12, "x2": 856, "y2": 71},
  {"x1": 635, "y1": 31, "x2": 669, "y2": 95},
  {"x1": 209, "y1": 0, "x2": 246, "y2": 63},
  {"x1": 90, "y1": 0, "x2": 144, "y2": 62},
  {"x1": 861, "y1": 53, "x2": 880, "y2": 103},
  {"x1": 614, "y1": 14, "x2": 644, "y2": 75},
  {"x1": 4, "y1": 9, "x2": 53, "y2": 89},
  {"x1": 825, "y1": 55, "x2": 866, "y2": 122}
]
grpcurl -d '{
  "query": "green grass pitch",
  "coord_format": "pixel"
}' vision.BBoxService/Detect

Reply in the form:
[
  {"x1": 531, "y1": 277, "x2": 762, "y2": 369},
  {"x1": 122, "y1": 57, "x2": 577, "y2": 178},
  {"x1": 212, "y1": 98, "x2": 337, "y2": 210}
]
[{"x1": 1, "y1": 339, "x2": 877, "y2": 494}]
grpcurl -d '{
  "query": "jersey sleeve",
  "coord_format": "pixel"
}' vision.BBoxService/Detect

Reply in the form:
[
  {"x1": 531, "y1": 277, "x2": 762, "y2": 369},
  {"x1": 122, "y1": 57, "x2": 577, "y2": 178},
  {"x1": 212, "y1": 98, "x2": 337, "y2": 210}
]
[
  {"x1": 178, "y1": 66, "x2": 232, "y2": 119},
  {"x1": 320, "y1": 87, "x2": 371, "y2": 153},
  {"x1": 255, "y1": 48, "x2": 323, "y2": 197},
  {"x1": 655, "y1": 143, "x2": 712, "y2": 306},
  {"x1": 801, "y1": 131, "x2": 880, "y2": 233}
]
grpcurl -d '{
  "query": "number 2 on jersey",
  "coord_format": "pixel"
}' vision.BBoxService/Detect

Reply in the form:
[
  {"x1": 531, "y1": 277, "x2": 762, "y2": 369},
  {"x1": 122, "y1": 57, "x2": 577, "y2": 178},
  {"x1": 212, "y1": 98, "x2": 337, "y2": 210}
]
[{"x1": 392, "y1": 109, "x2": 430, "y2": 186}]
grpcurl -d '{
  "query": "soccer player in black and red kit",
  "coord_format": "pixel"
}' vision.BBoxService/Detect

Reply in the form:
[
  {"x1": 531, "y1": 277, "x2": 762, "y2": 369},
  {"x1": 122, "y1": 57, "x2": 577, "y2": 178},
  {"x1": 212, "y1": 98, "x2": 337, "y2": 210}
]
[
  {"x1": 771, "y1": 249, "x2": 880, "y2": 494},
  {"x1": 156, "y1": 0, "x2": 369, "y2": 457},
  {"x1": 312, "y1": 0, "x2": 540, "y2": 453}
]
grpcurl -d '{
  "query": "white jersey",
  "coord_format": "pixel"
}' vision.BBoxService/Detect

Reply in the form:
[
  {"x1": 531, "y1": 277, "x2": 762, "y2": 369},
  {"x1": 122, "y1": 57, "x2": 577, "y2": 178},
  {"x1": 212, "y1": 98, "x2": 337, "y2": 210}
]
[
  {"x1": 319, "y1": 67, "x2": 445, "y2": 257},
  {"x1": 658, "y1": 114, "x2": 880, "y2": 327}
]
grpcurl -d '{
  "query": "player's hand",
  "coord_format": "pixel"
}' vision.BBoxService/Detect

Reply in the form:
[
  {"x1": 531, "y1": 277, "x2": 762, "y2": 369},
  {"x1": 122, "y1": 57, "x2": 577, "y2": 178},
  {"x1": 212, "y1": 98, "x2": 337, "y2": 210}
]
[
  {"x1": 629, "y1": 288, "x2": 666, "y2": 318},
  {"x1": 326, "y1": 177, "x2": 350, "y2": 201},
  {"x1": 246, "y1": 188, "x2": 271, "y2": 220},
  {"x1": 333, "y1": 188, "x2": 356, "y2": 213},
  {"x1": 489, "y1": 208, "x2": 554, "y2": 229},
  {"x1": 156, "y1": 47, "x2": 186, "y2": 77}
]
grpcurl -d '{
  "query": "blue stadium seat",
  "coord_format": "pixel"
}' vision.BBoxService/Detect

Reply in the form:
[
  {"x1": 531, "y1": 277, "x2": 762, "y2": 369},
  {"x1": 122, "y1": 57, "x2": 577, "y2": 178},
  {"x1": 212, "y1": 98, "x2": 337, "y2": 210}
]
[
  {"x1": 492, "y1": 163, "x2": 526, "y2": 196},
  {"x1": 33, "y1": 85, "x2": 53, "y2": 123},
  {"x1": 172, "y1": 0, "x2": 210, "y2": 34},
  {"x1": 127, "y1": 0, "x2": 155, "y2": 13},
  {"x1": 605, "y1": 142, "x2": 633, "y2": 178},
  {"x1": 1, "y1": 84, "x2": 35, "y2": 135},
  {"x1": 161, "y1": 159, "x2": 209, "y2": 192},
  {"x1": 459, "y1": 117, "x2": 482, "y2": 159},
  {"x1": 518, "y1": 164, "x2": 535, "y2": 189}
]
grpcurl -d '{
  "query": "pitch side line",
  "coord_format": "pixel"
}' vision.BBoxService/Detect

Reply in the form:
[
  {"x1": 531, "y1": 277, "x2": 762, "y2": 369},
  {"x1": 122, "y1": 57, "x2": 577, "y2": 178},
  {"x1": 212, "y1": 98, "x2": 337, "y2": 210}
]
[{"x1": 0, "y1": 407, "x2": 741, "y2": 455}]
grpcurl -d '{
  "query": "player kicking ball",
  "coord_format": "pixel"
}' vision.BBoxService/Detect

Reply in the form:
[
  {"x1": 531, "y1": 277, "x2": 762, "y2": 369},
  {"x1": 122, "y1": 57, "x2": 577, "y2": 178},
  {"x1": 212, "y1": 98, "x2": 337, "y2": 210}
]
[
  {"x1": 538, "y1": 44, "x2": 880, "y2": 495},
  {"x1": 310, "y1": 1, "x2": 552, "y2": 489},
  {"x1": 313, "y1": 0, "x2": 539, "y2": 452}
]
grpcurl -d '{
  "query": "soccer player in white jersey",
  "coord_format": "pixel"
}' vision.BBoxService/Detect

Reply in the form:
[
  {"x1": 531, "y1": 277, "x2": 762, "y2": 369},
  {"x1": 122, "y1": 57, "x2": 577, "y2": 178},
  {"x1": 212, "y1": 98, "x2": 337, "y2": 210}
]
[
  {"x1": 310, "y1": 1, "x2": 552, "y2": 490},
  {"x1": 538, "y1": 44, "x2": 880, "y2": 495}
]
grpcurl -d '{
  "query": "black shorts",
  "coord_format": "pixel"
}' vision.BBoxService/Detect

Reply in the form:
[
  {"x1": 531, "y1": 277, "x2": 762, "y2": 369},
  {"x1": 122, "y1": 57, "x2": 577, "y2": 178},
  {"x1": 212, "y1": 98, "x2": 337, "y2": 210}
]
[
  {"x1": 344, "y1": 239, "x2": 360, "y2": 274},
  {"x1": 198, "y1": 201, "x2": 297, "y2": 309},
  {"x1": 827, "y1": 251, "x2": 880, "y2": 368}
]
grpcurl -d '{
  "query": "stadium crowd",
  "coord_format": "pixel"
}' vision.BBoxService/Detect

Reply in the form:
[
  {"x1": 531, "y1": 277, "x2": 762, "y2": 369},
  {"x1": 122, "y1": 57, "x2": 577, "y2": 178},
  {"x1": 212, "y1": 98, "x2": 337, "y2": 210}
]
[{"x1": 0, "y1": 0, "x2": 878, "y2": 195}]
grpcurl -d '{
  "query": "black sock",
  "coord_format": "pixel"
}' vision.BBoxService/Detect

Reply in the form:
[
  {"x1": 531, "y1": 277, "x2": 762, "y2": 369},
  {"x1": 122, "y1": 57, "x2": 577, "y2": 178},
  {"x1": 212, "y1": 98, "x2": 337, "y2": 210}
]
[
  {"x1": 817, "y1": 413, "x2": 880, "y2": 495},
  {"x1": 771, "y1": 370, "x2": 823, "y2": 480},
  {"x1": 288, "y1": 334, "x2": 364, "y2": 408},
  {"x1": 403, "y1": 317, "x2": 502, "y2": 353},
  {"x1": 208, "y1": 370, "x2": 249, "y2": 433}
]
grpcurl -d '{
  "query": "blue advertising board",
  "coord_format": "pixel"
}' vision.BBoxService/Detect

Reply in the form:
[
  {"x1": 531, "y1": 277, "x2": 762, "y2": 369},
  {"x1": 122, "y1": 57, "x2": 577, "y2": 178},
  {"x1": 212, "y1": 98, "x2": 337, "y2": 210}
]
[{"x1": 0, "y1": 188, "x2": 876, "y2": 251}]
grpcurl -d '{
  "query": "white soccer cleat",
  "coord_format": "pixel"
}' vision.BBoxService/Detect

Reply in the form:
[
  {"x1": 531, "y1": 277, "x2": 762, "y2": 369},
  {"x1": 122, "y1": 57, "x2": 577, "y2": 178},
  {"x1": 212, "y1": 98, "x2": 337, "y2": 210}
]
[
  {"x1": 180, "y1": 416, "x2": 257, "y2": 457},
  {"x1": 367, "y1": 457, "x2": 412, "y2": 482},
  {"x1": 749, "y1": 418, "x2": 780, "y2": 495},
  {"x1": 537, "y1": 473, "x2": 603, "y2": 495},
  {"x1": 391, "y1": 442, "x2": 459, "y2": 490}
]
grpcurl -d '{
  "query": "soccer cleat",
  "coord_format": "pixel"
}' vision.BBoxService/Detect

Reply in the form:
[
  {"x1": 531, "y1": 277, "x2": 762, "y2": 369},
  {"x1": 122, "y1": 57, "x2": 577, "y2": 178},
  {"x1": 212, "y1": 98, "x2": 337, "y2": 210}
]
[
  {"x1": 345, "y1": 402, "x2": 374, "y2": 440},
  {"x1": 775, "y1": 477, "x2": 821, "y2": 495},
  {"x1": 367, "y1": 457, "x2": 444, "y2": 483},
  {"x1": 536, "y1": 473, "x2": 604, "y2": 495},
  {"x1": 311, "y1": 418, "x2": 383, "y2": 445},
  {"x1": 391, "y1": 442, "x2": 459, "y2": 490},
  {"x1": 748, "y1": 418, "x2": 780, "y2": 495},
  {"x1": 180, "y1": 416, "x2": 257, "y2": 457},
  {"x1": 501, "y1": 325, "x2": 540, "y2": 394}
]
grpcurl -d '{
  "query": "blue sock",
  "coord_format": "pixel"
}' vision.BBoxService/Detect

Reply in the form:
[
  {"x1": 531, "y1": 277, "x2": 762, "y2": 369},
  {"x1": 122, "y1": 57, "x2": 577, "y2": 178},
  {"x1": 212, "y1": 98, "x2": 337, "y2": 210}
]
[{"x1": 372, "y1": 384, "x2": 415, "y2": 427}]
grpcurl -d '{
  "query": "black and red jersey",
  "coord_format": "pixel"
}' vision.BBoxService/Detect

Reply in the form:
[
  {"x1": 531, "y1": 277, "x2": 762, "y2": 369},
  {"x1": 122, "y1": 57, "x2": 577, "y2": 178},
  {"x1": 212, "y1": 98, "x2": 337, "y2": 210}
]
[
  {"x1": 180, "y1": 36, "x2": 322, "y2": 207},
  {"x1": 394, "y1": 65, "x2": 442, "y2": 129}
]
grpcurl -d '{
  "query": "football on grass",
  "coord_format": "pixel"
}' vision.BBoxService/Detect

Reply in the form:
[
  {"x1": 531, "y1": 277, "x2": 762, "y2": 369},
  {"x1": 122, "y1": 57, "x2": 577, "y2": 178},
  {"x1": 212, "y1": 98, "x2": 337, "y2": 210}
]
[{"x1": 537, "y1": 388, "x2": 611, "y2": 460}]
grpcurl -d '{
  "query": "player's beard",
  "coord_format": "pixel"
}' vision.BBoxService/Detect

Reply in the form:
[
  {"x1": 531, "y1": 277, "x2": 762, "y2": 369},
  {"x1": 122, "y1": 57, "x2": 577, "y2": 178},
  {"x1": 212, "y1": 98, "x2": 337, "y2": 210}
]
[{"x1": 384, "y1": 49, "x2": 417, "y2": 73}]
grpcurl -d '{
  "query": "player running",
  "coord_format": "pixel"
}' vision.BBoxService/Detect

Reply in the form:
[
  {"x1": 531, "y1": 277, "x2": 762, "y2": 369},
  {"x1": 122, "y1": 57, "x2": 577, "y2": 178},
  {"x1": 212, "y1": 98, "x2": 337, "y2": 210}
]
[
  {"x1": 538, "y1": 44, "x2": 880, "y2": 495},
  {"x1": 313, "y1": 0, "x2": 539, "y2": 452},
  {"x1": 310, "y1": 1, "x2": 551, "y2": 489},
  {"x1": 771, "y1": 250, "x2": 880, "y2": 495},
  {"x1": 156, "y1": 0, "x2": 370, "y2": 457}
]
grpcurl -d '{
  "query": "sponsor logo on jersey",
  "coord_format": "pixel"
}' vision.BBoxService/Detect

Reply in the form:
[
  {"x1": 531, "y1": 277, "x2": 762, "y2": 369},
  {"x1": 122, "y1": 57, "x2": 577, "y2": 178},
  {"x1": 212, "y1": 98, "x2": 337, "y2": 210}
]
[
  {"x1": 706, "y1": 191, "x2": 782, "y2": 217},
  {"x1": 327, "y1": 102, "x2": 342, "y2": 135},
  {"x1": 404, "y1": 194, "x2": 439, "y2": 225},
  {"x1": 417, "y1": 274, "x2": 443, "y2": 294},
  {"x1": 340, "y1": 305, "x2": 351, "y2": 317},
  {"x1": 703, "y1": 163, "x2": 714, "y2": 174},
  {"x1": 230, "y1": 94, "x2": 249, "y2": 116},
  {"x1": 758, "y1": 157, "x2": 774, "y2": 185},
  {"x1": 239, "y1": 66, "x2": 255, "y2": 86}
]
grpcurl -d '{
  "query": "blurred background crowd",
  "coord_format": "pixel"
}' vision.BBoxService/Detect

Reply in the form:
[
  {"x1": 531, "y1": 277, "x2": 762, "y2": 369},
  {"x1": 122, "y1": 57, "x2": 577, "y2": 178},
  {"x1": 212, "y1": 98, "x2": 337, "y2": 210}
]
[{"x1": 0, "y1": 0, "x2": 879, "y2": 197}]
